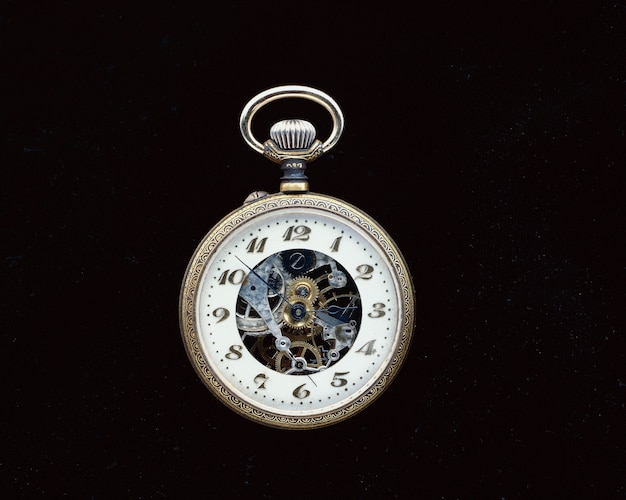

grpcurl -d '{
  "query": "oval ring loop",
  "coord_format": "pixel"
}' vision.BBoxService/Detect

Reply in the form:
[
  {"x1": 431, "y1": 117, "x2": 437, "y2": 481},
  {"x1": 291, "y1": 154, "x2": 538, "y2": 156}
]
[{"x1": 239, "y1": 85, "x2": 345, "y2": 155}]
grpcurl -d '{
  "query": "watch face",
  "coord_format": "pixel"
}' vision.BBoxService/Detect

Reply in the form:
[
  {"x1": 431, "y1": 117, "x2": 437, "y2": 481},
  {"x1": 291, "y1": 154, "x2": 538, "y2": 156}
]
[{"x1": 179, "y1": 192, "x2": 415, "y2": 429}]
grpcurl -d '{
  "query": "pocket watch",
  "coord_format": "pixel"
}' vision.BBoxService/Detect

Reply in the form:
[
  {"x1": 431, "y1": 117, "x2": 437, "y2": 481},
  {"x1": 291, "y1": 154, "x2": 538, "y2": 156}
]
[{"x1": 179, "y1": 85, "x2": 415, "y2": 429}]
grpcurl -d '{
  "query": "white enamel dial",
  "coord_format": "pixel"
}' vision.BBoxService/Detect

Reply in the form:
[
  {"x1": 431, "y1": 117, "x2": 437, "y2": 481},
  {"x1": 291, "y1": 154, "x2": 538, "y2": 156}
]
[{"x1": 180, "y1": 193, "x2": 415, "y2": 429}]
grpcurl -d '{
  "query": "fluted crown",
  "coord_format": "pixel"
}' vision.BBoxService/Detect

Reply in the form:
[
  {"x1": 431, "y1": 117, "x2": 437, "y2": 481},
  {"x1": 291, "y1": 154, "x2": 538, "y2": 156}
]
[{"x1": 270, "y1": 119, "x2": 317, "y2": 150}]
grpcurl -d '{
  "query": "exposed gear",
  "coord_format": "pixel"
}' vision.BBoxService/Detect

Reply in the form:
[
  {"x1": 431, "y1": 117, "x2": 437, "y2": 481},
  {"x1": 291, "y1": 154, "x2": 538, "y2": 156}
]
[
  {"x1": 286, "y1": 276, "x2": 320, "y2": 303},
  {"x1": 274, "y1": 341, "x2": 323, "y2": 373},
  {"x1": 282, "y1": 297, "x2": 314, "y2": 329},
  {"x1": 235, "y1": 249, "x2": 363, "y2": 375},
  {"x1": 249, "y1": 336, "x2": 276, "y2": 366}
]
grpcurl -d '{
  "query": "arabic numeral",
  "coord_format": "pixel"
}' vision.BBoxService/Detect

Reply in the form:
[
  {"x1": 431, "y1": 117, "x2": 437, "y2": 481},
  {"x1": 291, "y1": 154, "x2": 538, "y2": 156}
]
[
  {"x1": 254, "y1": 373, "x2": 268, "y2": 389},
  {"x1": 246, "y1": 237, "x2": 267, "y2": 253},
  {"x1": 330, "y1": 371, "x2": 350, "y2": 387},
  {"x1": 292, "y1": 383, "x2": 310, "y2": 399},
  {"x1": 355, "y1": 264, "x2": 374, "y2": 280},
  {"x1": 368, "y1": 302, "x2": 386, "y2": 318},
  {"x1": 356, "y1": 340, "x2": 376, "y2": 355},
  {"x1": 218, "y1": 269, "x2": 246, "y2": 285},
  {"x1": 225, "y1": 344, "x2": 243, "y2": 360},
  {"x1": 211, "y1": 307, "x2": 230, "y2": 323},
  {"x1": 330, "y1": 236, "x2": 342, "y2": 252},
  {"x1": 283, "y1": 225, "x2": 311, "y2": 241}
]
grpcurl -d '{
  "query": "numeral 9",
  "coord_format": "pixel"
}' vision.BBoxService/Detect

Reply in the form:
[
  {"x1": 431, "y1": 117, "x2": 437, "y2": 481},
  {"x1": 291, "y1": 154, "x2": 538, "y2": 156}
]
[{"x1": 212, "y1": 307, "x2": 230, "y2": 323}]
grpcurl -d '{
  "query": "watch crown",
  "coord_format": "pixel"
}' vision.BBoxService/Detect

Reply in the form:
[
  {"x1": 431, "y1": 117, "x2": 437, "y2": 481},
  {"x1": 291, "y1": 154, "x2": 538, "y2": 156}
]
[{"x1": 270, "y1": 119, "x2": 316, "y2": 150}]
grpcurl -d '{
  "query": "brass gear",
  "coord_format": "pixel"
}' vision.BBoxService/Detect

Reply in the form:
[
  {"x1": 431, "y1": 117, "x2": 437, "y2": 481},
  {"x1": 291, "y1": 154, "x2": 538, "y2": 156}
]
[
  {"x1": 286, "y1": 276, "x2": 320, "y2": 304},
  {"x1": 282, "y1": 297, "x2": 314, "y2": 329}
]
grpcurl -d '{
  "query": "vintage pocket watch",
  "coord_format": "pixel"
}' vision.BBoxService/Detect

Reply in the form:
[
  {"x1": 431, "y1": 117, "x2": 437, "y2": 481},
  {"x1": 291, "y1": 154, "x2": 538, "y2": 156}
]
[{"x1": 179, "y1": 85, "x2": 415, "y2": 429}]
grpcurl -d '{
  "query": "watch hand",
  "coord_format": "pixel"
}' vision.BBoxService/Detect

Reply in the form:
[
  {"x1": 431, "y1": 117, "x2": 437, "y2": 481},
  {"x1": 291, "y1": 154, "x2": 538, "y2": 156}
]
[{"x1": 309, "y1": 305, "x2": 358, "y2": 315}]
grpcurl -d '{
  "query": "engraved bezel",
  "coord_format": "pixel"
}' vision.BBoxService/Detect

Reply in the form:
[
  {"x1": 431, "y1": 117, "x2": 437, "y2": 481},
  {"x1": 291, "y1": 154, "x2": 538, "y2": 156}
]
[{"x1": 179, "y1": 192, "x2": 415, "y2": 429}]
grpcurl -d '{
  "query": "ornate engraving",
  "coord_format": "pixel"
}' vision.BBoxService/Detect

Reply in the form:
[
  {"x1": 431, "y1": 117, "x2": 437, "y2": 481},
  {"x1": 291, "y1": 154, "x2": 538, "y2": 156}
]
[
  {"x1": 179, "y1": 192, "x2": 415, "y2": 429},
  {"x1": 262, "y1": 139, "x2": 324, "y2": 163}
]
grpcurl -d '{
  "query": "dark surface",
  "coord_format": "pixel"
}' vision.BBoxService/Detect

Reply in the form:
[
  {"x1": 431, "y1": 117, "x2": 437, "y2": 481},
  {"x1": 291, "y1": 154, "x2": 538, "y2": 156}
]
[{"x1": 2, "y1": 1, "x2": 625, "y2": 497}]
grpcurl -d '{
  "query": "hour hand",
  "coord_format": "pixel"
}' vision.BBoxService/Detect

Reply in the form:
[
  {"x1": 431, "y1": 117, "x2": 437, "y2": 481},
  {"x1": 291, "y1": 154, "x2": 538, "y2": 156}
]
[{"x1": 238, "y1": 267, "x2": 283, "y2": 340}]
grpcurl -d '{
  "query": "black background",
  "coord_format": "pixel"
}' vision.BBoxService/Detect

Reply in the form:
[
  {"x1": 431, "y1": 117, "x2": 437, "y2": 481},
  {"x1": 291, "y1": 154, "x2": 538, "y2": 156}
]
[{"x1": 2, "y1": 1, "x2": 625, "y2": 497}]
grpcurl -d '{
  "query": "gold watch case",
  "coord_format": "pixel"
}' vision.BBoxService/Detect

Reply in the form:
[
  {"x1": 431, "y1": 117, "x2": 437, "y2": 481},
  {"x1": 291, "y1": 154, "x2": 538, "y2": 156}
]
[{"x1": 179, "y1": 86, "x2": 416, "y2": 429}]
